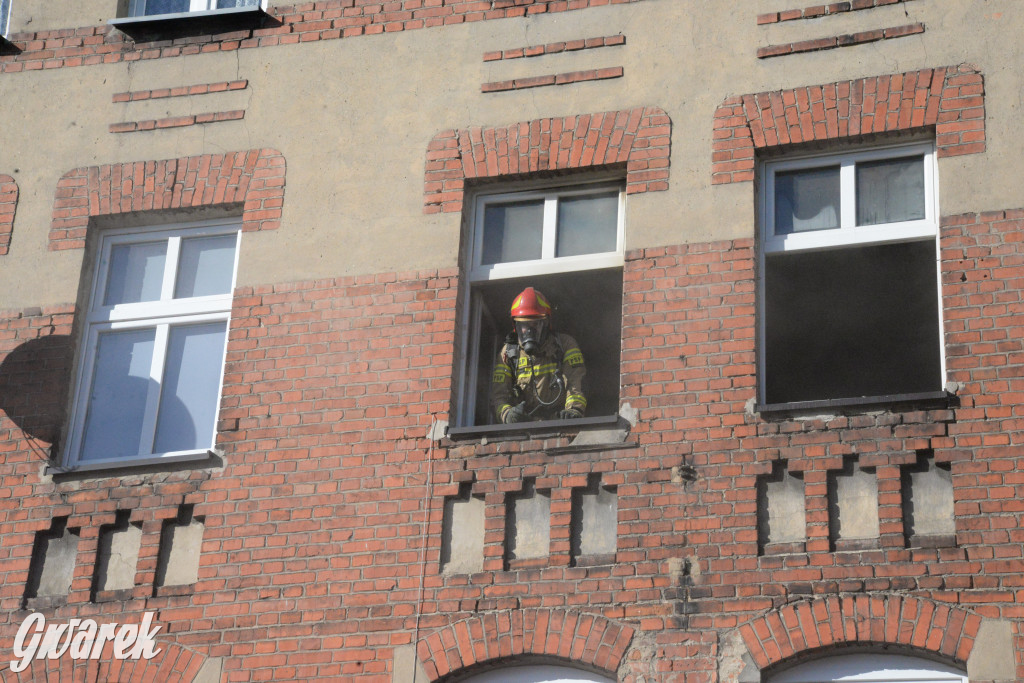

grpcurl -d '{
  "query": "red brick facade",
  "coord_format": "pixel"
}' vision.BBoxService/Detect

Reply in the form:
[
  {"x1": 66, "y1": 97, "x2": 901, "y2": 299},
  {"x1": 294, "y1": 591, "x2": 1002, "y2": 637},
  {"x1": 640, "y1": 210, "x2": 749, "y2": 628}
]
[
  {"x1": 0, "y1": 3, "x2": 1022, "y2": 681},
  {"x1": 0, "y1": 208, "x2": 1021, "y2": 679}
]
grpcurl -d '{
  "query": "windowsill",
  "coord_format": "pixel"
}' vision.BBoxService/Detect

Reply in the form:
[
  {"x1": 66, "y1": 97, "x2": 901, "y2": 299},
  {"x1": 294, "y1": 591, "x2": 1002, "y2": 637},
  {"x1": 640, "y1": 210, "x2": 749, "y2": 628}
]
[
  {"x1": 109, "y1": 5, "x2": 269, "y2": 40},
  {"x1": 756, "y1": 390, "x2": 950, "y2": 416},
  {"x1": 47, "y1": 449, "x2": 224, "y2": 478},
  {"x1": 446, "y1": 414, "x2": 622, "y2": 441}
]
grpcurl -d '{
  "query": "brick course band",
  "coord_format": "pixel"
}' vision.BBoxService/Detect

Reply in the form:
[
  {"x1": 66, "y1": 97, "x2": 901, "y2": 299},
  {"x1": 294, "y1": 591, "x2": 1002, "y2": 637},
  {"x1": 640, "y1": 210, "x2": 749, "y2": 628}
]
[
  {"x1": 757, "y1": 0, "x2": 917, "y2": 25},
  {"x1": 739, "y1": 595, "x2": 982, "y2": 670},
  {"x1": 109, "y1": 109, "x2": 246, "y2": 133},
  {"x1": 416, "y1": 609, "x2": 634, "y2": 680},
  {"x1": 0, "y1": 0, "x2": 642, "y2": 76},
  {"x1": 48, "y1": 148, "x2": 286, "y2": 250},
  {"x1": 0, "y1": 175, "x2": 17, "y2": 256},
  {"x1": 483, "y1": 34, "x2": 625, "y2": 61},
  {"x1": 711, "y1": 65, "x2": 985, "y2": 184},
  {"x1": 481, "y1": 66, "x2": 623, "y2": 93},
  {"x1": 112, "y1": 79, "x2": 248, "y2": 102},
  {"x1": 757, "y1": 22, "x2": 924, "y2": 58},
  {"x1": 424, "y1": 106, "x2": 671, "y2": 214}
]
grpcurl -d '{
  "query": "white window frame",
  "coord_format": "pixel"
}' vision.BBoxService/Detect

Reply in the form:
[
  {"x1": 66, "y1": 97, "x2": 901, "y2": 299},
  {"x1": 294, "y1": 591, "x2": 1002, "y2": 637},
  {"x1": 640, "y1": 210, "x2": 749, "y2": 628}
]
[
  {"x1": 761, "y1": 141, "x2": 937, "y2": 254},
  {"x1": 128, "y1": 0, "x2": 263, "y2": 17},
  {"x1": 63, "y1": 218, "x2": 241, "y2": 471},
  {"x1": 457, "y1": 178, "x2": 626, "y2": 427},
  {"x1": 0, "y1": 0, "x2": 10, "y2": 37},
  {"x1": 757, "y1": 141, "x2": 944, "y2": 406}
]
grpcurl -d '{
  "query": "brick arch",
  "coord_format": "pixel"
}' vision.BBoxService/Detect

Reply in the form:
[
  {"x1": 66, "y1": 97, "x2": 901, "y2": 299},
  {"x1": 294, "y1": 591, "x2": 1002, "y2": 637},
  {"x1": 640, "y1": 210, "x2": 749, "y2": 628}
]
[
  {"x1": 416, "y1": 609, "x2": 635, "y2": 681},
  {"x1": 424, "y1": 106, "x2": 671, "y2": 214},
  {"x1": 712, "y1": 65, "x2": 985, "y2": 184},
  {"x1": 0, "y1": 174, "x2": 18, "y2": 256},
  {"x1": 0, "y1": 640, "x2": 208, "y2": 682},
  {"x1": 739, "y1": 595, "x2": 983, "y2": 672},
  {"x1": 48, "y1": 148, "x2": 286, "y2": 251}
]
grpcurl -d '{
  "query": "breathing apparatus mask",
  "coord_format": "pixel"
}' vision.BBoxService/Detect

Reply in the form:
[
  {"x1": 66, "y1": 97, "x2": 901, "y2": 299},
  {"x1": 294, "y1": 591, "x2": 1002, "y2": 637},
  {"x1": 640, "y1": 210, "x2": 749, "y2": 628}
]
[{"x1": 515, "y1": 317, "x2": 549, "y2": 356}]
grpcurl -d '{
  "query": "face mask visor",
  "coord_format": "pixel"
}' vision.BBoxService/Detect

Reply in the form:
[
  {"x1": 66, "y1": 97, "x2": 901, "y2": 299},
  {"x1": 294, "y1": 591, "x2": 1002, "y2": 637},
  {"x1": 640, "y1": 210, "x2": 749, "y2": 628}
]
[{"x1": 515, "y1": 317, "x2": 549, "y2": 355}]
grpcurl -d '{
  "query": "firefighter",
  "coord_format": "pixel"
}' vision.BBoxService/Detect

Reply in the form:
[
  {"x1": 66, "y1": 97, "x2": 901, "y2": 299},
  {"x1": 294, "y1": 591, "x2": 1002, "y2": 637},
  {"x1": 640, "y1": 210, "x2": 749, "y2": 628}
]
[{"x1": 491, "y1": 287, "x2": 587, "y2": 424}]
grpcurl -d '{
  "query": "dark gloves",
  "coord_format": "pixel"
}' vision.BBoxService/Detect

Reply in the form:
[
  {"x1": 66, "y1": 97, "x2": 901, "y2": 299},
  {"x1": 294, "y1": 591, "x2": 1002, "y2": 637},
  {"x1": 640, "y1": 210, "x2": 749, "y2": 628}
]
[
  {"x1": 502, "y1": 404, "x2": 527, "y2": 424},
  {"x1": 558, "y1": 407, "x2": 584, "y2": 420}
]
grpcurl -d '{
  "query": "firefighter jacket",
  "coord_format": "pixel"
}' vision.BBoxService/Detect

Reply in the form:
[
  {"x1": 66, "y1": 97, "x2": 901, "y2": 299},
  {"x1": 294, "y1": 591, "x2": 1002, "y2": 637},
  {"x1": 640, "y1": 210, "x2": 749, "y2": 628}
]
[{"x1": 490, "y1": 332, "x2": 587, "y2": 422}]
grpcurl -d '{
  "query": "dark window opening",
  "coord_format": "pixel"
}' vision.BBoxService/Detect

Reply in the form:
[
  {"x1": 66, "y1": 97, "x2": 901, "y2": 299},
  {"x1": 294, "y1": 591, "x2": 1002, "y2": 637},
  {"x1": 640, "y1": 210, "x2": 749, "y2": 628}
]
[
  {"x1": 764, "y1": 240, "x2": 941, "y2": 405},
  {"x1": 467, "y1": 268, "x2": 622, "y2": 426}
]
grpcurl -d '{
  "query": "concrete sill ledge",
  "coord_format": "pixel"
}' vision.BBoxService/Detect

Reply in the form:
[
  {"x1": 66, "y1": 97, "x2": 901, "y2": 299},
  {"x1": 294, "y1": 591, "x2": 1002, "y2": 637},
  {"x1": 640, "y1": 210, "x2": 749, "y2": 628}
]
[
  {"x1": 757, "y1": 390, "x2": 951, "y2": 416},
  {"x1": 446, "y1": 414, "x2": 622, "y2": 441}
]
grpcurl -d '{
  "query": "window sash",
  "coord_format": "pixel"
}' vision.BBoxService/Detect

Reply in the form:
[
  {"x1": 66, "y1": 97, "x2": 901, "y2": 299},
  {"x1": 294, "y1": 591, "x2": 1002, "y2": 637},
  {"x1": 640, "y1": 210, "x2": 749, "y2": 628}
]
[
  {"x1": 457, "y1": 181, "x2": 625, "y2": 427},
  {"x1": 469, "y1": 182, "x2": 625, "y2": 282},
  {"x1": 64, "y1": 219, "x2": 240, "y2": 469},
  {"x1": 0, "y1": 0, "x2": 10, "y2": 37},
  {"x1": 128, "y1": 0, "x2": 259, "y2": 17},
  {"x1": 762, "y1": 142, "x2": 937, "y2": 253},
  {"x1": 756, "y1": 143, "x2": 944, "y2": 407}
]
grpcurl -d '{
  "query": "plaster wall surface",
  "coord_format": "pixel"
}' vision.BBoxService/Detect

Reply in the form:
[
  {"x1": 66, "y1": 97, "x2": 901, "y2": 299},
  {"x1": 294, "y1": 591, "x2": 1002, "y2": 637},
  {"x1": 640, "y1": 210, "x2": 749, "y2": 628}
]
[{"x1": 1, "y1": 1, "x2": 1023, "y2": 310}]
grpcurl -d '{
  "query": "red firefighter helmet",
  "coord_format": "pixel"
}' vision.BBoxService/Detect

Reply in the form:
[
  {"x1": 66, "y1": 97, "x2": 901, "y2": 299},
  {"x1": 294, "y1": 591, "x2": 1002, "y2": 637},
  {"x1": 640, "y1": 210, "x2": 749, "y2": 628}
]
[{"x1": 510, "y1": 287, "x2": 552, "y2": 319}]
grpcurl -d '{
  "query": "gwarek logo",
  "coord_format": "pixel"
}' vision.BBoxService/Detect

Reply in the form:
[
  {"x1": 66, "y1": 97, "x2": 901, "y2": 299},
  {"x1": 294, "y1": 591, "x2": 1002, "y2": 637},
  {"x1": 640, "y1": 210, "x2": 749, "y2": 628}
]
[{"x1": 10, "y1": 612, "x2": 161, "y2": 673}]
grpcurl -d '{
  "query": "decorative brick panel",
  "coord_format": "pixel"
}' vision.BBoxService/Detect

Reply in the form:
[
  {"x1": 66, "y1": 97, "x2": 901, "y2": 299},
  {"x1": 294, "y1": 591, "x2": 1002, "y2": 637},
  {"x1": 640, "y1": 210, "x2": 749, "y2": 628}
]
[
  {"x1": 112, "y1": 79, "x2": 248, "y2": 102},
  {"x1": 48, "y1": 149, "x2": 285, "y2": 250},
  {"x1": 424, "y1": 106, "x2": 671, "y2": 213},
  {"x1": 738, "y1": 595, "x2": 982, "y2": 670},
  {"x1": 756, "y1": 22, "x2": 925, "y2": 58},
  {"x1": 483, "y1": 34, "x2": 625, "y2": 61},
  {"x1": 416, "y1": 609, "x2": 634, "y2": 680},
  {"x1": 0, "y1": 175, "x2": 17, "y2": 256},
  {"x1": 712, "y1": 65, "x2": 985, "y2": 184},
  {"x1": 758, "y1": 0, "x2": 920, "y2": 25},
  {"x1": 109, "y1": 109, "x2": 245, "y2": 133}
]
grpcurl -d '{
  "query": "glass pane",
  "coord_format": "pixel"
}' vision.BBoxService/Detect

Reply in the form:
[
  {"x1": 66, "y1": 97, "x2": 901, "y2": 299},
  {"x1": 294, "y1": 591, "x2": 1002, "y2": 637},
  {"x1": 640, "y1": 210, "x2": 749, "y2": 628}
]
[
  {"x1": 0, "y1": 0, "x2": 10, "y2": 34},
  {"x1": 217, "y1": 0, "x2": 258, "y2": 7},
  {"x1": 103, "y1": 241, "x2": 167, "y2": 306},
  {"x1": 142, "y1": 0, "x2": 191, "y2": 15},
  {"x1": 153, "y1": 322, "x2": 228, "y2": 453},
  {"x1": 481, "y1": 201, "x2": 544, "y2": 265},
  {"x1": 556, "y1": 192, "x2": 619, "y2": 257},
  {"x1": 80, "y1": 329, "x2": 156, "y2": 461},
  {"x1": 856, "y1": 155, "x2": 925, "y2": 226},
  {"x1": 774, "y1": 166, "x2": 840, "y2": 235},
  {"x1": 175, "y1": 234, "x2": 237, "y2": 298}
]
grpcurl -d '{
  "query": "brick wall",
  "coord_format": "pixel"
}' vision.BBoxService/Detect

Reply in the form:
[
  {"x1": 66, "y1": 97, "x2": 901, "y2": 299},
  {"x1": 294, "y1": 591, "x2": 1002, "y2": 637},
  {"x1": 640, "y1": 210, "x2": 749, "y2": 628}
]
[{"x1": 0, "y1": 207, "x2": 1020, "y2": 680}]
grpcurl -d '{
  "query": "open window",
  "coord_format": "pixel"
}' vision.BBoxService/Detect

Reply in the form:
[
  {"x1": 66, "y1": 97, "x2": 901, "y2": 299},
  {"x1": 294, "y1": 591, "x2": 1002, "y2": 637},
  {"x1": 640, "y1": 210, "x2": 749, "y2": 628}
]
[
  {"x1": 455, "y1": 177, "x2": 625, "y2": 429},
  {"x1": 128, "y1": 0, "x2": 260, "y2": 16},
  {"x1": 62, "y1": 219, "x2": 240, "y2": 470},
  {"x1": 111, "y1": 0, "x2": 267, "y2": 38},
  {"x1": 758, "y1": 141, "x2": 944, "y2": 409}
]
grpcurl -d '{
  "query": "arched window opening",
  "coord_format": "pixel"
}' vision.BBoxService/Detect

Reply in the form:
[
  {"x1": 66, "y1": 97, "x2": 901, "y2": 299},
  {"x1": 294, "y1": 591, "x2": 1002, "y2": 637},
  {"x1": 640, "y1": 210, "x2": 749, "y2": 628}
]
[
  {"x1": 455, "y1": 663, "x2": 616, "y2": 683},
  {"x1": 768, "y1": 652, "x2": 967, "y2": 683}
]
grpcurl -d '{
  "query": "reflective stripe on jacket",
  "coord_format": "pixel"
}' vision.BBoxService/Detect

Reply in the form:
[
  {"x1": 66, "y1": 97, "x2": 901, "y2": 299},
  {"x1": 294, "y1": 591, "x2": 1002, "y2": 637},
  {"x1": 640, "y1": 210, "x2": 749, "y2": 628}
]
[{"x1": 490, "y1": 332, "x2": 587, "y2": 422}]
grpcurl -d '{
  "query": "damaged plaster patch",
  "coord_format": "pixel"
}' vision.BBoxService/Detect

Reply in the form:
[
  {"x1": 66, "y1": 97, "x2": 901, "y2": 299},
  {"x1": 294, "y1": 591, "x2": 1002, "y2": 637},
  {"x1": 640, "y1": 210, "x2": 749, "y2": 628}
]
[
  {"x1": 427, "y1": 419, "x2": 448, "y2": 441},
  {"x1": 720, "y1": 630, "x2": 761, "y2": 683}
]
